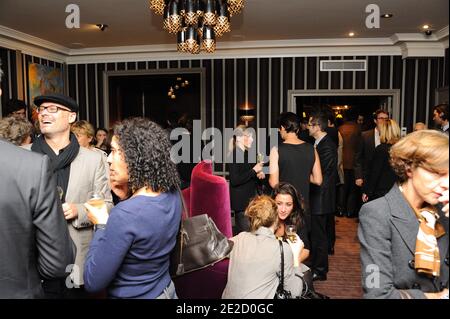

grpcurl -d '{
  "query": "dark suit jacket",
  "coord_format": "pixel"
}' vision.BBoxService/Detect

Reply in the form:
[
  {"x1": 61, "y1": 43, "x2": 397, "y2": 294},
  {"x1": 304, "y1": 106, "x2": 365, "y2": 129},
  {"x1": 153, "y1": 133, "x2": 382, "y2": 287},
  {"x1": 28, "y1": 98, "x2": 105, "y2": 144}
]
[
  {"x1": 0, "y1": 140, "x2": 75, "y2": 298},
  {"x1": 358, "y1": 185, "x2": 449, "y2": 299},
  {"x1": 354, "y1": 129, "x2": 376, "y2": 182},
  {"x1": 310, "y1": 134, "x2": 337, "y2": 215},
  {"x1": 228, "y1": 148, "x2": 258, "y2": 212},
  {"x1": 338, "y1": 121, "x2": 361, "y2": 170}
]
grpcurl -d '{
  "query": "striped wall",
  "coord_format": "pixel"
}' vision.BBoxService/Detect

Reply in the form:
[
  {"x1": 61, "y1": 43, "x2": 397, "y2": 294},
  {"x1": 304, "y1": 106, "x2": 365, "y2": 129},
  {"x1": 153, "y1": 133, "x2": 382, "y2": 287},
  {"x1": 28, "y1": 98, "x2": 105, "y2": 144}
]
[
  {"x1": 66, "y1": 53, "x2": 448, "y2": 133},
  {"x1": 1, "y1": 46, "x2": 448, "y2": 132}
]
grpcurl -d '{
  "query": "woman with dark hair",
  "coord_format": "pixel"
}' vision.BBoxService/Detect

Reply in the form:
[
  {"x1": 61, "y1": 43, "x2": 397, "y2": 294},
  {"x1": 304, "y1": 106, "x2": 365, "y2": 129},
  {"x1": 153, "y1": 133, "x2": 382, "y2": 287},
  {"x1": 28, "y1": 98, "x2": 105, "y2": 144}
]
[
  {"x1": 228, "y1": 125, "x2": 265, "y2": 234},
  {"x1": 269, "y1": 112, "x2": 322, "y2": 214},
  {"x1": 83, "y1": 117, "x2": 182, "y2": 299},
  {"x1": 222, "y1": 195, "x2": 304, "y2": 299},
  {"x1": 359, "y1": 130, "x2": 449, "y2": 299},
  {"x1": 272, "y1": 182, "x2": 310, "y2": 263},
  {"x1": 95, "y1": 127, "x2": 110, "y2": 154}
]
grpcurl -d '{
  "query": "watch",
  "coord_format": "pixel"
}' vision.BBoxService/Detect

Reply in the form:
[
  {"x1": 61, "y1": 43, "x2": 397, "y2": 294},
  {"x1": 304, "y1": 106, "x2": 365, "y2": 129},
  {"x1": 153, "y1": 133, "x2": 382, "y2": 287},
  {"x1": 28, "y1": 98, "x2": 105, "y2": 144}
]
[{"x1": 94, "y1": 224, "x2": 106, "y2": 231}]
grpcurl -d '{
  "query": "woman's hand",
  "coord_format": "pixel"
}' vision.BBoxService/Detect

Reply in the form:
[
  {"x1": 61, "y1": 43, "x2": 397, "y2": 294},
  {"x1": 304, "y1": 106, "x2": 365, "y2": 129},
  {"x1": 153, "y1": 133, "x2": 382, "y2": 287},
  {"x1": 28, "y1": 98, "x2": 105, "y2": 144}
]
[
  {"x1": 286, "y1": 234, "x2": 304, "y2": 268},
  {"x1": 84, "y1": 202, "x2": 109, "y2": 225},
  {"x1": 252, "y1": 162, "x2": 264, "y2": 174}
]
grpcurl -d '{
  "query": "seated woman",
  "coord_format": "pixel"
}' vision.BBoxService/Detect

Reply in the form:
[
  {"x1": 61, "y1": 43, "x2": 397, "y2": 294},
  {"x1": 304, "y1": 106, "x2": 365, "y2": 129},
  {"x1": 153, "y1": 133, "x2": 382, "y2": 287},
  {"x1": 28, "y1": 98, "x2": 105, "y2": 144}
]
[
  {"x1": 83, "y1": 117, "x2": 182, "y2": 299},
  {"x1": 222, "y1": 195, "x2": 303, "y2": 299},
  {"x1": 272, "y1": 182, "x2": 310, "y2": 264},
  {"x1": 359, "y1": 130, "x2": 449, "y2": 299}
]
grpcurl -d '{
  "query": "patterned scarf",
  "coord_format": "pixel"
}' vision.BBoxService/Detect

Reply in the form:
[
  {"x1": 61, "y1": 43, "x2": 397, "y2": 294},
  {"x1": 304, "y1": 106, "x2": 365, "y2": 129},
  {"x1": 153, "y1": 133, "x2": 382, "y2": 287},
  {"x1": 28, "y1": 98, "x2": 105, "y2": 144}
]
[
  {"x1": 399, "y1": 185, "x2": 445, "y2": 277},
  {"x1": 413, "y1": 207, "x2": 445, "y2": 277}
]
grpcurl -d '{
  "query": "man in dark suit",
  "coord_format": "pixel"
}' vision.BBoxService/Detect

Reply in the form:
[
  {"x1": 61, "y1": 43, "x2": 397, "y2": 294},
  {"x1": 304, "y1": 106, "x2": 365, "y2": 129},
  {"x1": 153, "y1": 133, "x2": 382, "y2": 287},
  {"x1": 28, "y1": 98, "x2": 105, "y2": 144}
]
[
  {"x1": 308, "y1": 111, "x2": 337, "y2": 281},
  {"x1": 354, "y1": 109, "x2": 390, "y2": 202},
  {"x1": 0, "y1": 62, "x2": 75, "y2": 298},
  {"x1": 433, "y1": 103, "x2": 449, "y2": 135}
]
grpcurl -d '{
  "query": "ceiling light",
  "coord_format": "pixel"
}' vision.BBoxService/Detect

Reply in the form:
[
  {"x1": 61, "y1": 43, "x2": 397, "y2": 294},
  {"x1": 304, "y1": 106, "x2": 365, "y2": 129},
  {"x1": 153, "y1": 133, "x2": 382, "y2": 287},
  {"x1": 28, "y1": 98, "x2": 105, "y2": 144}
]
[
  {"x1": 381, "y1": 13, "x2": 393, "y2": 18},
  {"x1": 149, "y1": 0, "x2": 245, "y2": 54},
  {"x1": 96, "y1": 24, "x2": 108, "y2": 31},
  {"x1": 348, "y1": 32, "x2": 355, "y2": 37}
]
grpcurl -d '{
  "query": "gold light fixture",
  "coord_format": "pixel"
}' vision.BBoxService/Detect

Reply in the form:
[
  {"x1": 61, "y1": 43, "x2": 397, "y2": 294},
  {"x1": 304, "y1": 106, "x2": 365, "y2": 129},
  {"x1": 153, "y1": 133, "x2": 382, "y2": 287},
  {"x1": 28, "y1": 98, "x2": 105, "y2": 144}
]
[{"x1": 149, "y1": 0, "x2": 244, "y2": 54}]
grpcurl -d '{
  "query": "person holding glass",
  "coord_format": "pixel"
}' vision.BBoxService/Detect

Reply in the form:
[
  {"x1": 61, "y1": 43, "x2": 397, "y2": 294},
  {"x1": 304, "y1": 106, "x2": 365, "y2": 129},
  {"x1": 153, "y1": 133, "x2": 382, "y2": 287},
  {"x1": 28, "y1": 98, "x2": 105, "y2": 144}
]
[
  {"x1": 228, "y1": 125, "x2": 265, "y2": 234},
  {"x1": 83, "y1": 117, "x2": 181, "y2": 299},
  {"x1": 222, "y1": 195, "x2": 303, "y2": 299},
  {"x1": 359, "y1": 130, "x2": 449, "y2": 299}
]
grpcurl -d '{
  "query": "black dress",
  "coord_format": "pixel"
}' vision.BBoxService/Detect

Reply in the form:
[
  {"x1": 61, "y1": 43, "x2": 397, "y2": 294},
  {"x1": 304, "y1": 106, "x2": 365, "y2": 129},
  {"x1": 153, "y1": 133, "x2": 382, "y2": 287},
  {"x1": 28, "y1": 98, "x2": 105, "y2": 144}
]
[
  {"x1": 365, "y1": 143, "x2": 398, "y2": 200},
  {"x1": 278, "y1": 142, "x2": 315, "y2": 212}
]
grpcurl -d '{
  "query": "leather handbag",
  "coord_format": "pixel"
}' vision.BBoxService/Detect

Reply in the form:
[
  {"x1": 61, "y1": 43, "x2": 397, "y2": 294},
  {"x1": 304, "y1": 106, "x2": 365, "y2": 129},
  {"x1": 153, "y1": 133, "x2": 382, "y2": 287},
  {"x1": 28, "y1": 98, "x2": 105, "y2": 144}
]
[
  {"x1": 169, "y1": 190, "x2": 234, "y2": 278},
  {"x1": 274, "y1": 240, "x2": 293, "y2": 299}
]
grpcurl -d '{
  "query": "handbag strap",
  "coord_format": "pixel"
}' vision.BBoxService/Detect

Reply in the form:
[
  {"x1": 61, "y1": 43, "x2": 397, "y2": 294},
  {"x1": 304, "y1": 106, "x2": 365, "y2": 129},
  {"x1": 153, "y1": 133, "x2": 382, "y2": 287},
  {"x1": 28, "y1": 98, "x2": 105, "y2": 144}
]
[
  {"x1": 278, "y1": 239, "x2": 285, "y2": 291},
  {"x1": 176, "y1": 186, "x2": 189, "y2": 220}
]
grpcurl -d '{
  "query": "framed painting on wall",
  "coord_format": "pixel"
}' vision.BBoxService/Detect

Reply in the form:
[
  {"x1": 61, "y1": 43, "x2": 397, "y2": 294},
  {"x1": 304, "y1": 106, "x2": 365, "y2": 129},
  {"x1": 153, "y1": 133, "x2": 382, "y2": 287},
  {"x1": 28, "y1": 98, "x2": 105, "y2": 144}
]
[{"x1": 28, "y1": 63, "x2": 64, "y2": 124}]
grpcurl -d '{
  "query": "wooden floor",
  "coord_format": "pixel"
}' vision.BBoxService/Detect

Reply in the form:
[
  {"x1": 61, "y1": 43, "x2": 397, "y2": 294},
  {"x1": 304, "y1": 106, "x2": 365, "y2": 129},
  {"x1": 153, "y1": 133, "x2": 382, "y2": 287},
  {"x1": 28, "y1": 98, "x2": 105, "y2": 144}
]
[{"x1": 313, "y1": 216, "x2": 363, "y2": 299}]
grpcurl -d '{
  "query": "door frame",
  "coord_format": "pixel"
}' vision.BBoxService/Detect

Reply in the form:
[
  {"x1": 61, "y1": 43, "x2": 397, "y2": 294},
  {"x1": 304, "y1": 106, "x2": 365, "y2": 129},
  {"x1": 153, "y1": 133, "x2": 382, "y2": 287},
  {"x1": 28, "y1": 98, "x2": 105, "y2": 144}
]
[
  {"x1": 103, "y1": 68, "x2": 206, "y2": 130},
  {"x1": 287, "y1": 89, "x2": 401, "y2": 123}
]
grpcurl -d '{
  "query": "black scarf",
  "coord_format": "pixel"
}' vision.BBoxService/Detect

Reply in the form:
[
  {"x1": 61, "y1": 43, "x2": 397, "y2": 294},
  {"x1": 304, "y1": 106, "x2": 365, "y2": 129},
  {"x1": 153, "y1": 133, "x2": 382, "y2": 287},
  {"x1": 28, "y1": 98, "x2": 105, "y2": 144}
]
[{"x1": 31, "y1": 133, "x2": 80, "y2": 202}]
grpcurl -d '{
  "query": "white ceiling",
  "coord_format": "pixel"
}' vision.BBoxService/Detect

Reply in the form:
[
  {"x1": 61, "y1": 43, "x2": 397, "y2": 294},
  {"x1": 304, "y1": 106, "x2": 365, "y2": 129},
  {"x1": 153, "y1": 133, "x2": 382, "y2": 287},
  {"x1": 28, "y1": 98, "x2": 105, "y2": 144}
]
[{"x1": 0, "y1": 0, "x2": 448, "y2": 50}]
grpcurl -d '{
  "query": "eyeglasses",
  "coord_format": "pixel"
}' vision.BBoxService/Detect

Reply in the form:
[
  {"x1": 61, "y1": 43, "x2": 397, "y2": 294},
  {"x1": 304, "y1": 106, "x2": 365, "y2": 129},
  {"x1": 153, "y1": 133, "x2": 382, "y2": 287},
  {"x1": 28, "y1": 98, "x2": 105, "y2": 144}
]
[
  {"x1": 377, "y1": 117, "x2": 389, "y2": 120},
  {"x1": 37, "y1": 105, "x2": 71, "y2": 113}
]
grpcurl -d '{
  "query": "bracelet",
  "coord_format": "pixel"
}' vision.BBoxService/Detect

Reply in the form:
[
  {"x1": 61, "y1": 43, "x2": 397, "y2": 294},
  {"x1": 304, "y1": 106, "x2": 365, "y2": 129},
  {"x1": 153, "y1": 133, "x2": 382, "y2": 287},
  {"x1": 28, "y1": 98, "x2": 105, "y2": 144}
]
[{"x1": 94, "y1": 224, "x2": 106, "y2": 231}]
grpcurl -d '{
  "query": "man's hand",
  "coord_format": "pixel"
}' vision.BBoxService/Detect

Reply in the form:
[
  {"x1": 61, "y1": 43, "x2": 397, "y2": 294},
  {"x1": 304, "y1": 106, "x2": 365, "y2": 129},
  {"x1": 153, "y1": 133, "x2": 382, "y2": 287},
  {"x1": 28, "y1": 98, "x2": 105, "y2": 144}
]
[
  {"x1": 362, "y1": 193, "x2": 369, "y2": 203},
  {"x1": 62, "y1": 203, "x2": 78, "y2": 220},
  {"x1": 355, "y1": 179, "x2": 364, "y2": 187}
]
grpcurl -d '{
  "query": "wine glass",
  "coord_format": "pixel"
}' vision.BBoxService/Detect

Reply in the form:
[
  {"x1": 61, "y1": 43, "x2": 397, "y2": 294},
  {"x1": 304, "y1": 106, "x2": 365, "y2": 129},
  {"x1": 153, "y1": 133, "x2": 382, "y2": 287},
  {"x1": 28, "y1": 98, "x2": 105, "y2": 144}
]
[
  {"x1": 285, "y1": 224, "x2": 297, "y2": 242},
  {"x1": 257, "y1": 152, "x2": 264, "y2": 164},
  {"x1": 87, "y1": 191, "x2": 105, "y2": 209}
]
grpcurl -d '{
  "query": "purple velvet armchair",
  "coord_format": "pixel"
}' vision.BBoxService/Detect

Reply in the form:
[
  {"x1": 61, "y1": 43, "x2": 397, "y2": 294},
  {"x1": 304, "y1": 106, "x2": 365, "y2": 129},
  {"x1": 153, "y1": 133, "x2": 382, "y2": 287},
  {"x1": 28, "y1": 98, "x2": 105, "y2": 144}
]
[{"x1": 174, "y1": 160, "x2": 232, "y2": 299}]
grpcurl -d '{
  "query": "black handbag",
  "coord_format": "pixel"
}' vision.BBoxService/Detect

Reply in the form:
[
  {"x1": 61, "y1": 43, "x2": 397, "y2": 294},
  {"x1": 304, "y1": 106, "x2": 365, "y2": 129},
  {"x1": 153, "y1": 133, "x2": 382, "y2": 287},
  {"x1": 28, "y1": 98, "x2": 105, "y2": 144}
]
[
  {"x1": 169, "y1": 190, "x2": 234, "y2": 278},
  {"x1": 274, "y1": 240, "x2": 293, "y2": 299}
]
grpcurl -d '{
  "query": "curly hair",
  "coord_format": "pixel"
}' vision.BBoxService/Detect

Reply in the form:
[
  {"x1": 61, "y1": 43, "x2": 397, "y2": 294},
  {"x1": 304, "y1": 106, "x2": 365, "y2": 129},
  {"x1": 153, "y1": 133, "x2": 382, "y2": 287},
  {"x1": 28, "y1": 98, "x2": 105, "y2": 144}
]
[
  {"x1": 271, "y1": 182, "x2": 306, "y2": 229},
  {"x1": 113, "y1": 117, "x2": 180, "y2": 193},
  {"x1": 0, "y1": 116, "x2": 33, "y2": 146},
  {"x1": 390, "y1": 130, "x2": 449, "y2": 183},
  {"x1": 245, "y1": 195, "x2": 279, "y2": 233}
]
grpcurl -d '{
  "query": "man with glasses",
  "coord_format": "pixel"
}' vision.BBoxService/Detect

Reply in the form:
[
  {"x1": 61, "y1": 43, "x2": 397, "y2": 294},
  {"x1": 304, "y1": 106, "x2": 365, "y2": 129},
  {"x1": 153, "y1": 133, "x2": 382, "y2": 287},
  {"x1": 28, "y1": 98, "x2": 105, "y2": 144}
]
[
  {"x1": 354, "y1": 109, "x2": 390, "y2": 205},
  {"x1": 27, "y1": 93, "x2": 112, "y2": 298}
]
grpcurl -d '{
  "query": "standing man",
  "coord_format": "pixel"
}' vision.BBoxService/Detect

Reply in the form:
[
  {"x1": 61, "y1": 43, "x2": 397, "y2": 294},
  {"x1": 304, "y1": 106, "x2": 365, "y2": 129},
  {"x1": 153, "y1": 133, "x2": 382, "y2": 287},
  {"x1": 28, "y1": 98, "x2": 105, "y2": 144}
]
[
  {"x1": 354, "y1": 109, "x2": 389, "y2": 202},
  {"x1": 3, "y1": 98, "x2": 27, "y2": 119},
  {"x1": 29, "y1": 93, "x2": 112, "y2": 298},
  {"x1": 0, "y1": 61, "x2": 75, "y2": 298},
  {"x1": 308, "y1": 111, "x2": 337, "y2": 281},
  {"x1": 433, "y1": 103, "x2": 449, "y2": 135}
]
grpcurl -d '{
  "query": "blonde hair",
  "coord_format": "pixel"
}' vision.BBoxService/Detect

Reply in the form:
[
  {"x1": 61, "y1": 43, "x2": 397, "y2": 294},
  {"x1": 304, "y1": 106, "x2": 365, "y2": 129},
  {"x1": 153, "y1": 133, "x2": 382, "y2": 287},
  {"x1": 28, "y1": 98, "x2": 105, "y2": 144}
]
[
  {"x1": 71, "y1": 120, "x2": 95, "y2": 138},
  {"x1": 0, "y1": 116, "x2": 33, "y2": 146},
  {"x1": 379, "y1": 119, "x2": 400, "y2": 145},
  {"x1": 245, "y1": 195, "x2": 278, "y2": 232},
  {"x1": 227, "y1": 124, "x2": 251, "y2": 156},
  {"x1": 390, "y1": 130, "x2": 449, "y2": 183}
]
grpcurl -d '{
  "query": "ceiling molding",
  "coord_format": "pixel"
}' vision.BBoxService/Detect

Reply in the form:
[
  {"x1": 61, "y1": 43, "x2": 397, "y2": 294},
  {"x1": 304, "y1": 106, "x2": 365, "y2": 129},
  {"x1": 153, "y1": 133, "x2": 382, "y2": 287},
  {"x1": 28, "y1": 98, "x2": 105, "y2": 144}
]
[
  {"x1": 0, "y1": 25, "x2": 69, "y2": 62},
  {"x1": 1, "y1": 24, "x2": 448, "y2": 64}
]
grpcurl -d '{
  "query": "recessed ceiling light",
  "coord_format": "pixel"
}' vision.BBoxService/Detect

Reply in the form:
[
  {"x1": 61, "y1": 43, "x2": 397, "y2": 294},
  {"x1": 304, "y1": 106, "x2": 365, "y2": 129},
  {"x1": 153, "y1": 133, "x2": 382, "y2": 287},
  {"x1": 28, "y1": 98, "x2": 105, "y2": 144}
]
[
  {"x1": 422, "y1": 24, "x2": 430, "y2": 30},
  {"x1": 381, "y1": 13, "x2": 393, "y2": 18},
  {"x1": 348, "y1": 32, "x2": 355, "y2": 37}
]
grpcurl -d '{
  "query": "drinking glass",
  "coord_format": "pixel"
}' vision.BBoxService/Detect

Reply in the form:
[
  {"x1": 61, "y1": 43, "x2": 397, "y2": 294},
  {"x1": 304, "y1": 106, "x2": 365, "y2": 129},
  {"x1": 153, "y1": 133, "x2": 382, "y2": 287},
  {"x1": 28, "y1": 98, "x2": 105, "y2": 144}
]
[
  {"x1": 87, "y1": 191, "x2": 105, "y2": 209},
  {"x1": 286, "y1": 224, "x2": 297, "y2": 242}
]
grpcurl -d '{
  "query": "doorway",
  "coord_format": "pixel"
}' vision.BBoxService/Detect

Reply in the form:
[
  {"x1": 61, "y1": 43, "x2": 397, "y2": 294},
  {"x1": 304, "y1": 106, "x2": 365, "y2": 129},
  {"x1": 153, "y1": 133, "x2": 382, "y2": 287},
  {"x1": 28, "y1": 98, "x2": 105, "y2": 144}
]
[{"x1": 103, "y1": 69, "x2": 205, "y2": 129}]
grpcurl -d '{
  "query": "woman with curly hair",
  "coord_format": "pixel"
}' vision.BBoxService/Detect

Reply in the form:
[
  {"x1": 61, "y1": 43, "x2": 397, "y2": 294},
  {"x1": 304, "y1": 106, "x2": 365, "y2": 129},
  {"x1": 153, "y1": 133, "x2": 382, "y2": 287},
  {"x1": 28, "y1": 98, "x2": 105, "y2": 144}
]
[
  {"x1": 83, "y1": 117, "x2": 181, "y2": 299},
  {"x1": 359, "y1": 130, "x2": 449, "y2": 299}
]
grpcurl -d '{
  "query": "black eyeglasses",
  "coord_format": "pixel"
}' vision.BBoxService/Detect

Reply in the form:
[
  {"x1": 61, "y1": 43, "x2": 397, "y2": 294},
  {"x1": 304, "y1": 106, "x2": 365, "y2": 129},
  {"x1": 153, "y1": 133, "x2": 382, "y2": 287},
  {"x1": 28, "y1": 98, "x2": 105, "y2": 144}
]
[{"x1": 37, "y1": 105, "x2": 71, "y2": 113}]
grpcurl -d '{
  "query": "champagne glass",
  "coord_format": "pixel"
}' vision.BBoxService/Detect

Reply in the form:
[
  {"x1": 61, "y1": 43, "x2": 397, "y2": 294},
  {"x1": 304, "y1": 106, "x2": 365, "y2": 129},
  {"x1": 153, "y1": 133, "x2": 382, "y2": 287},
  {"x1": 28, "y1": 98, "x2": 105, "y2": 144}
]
[
  {"x1": 87, "y1": 191, "x2": 105, "y2": 209},
  {"x1": 257, "y1": 152, "x2": 264, "y2": 164},
  {"x1": 286, "y1": 224, "x2": 297, "y2": 242}
]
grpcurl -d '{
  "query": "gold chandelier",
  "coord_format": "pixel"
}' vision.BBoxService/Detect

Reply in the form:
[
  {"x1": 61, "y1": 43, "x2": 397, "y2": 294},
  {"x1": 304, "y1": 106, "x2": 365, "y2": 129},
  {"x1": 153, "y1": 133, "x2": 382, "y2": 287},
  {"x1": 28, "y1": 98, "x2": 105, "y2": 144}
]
[{"x1": 149, "y1": 0, "x2": 244, "y2": 54}]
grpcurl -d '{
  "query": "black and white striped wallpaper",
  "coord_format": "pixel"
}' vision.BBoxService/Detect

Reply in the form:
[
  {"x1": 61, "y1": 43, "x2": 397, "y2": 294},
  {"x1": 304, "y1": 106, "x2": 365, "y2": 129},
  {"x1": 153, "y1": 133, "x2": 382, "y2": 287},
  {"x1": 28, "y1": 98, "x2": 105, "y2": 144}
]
[{"x1": 1, "y1": 46, "x2": 449, "y2": 134}]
